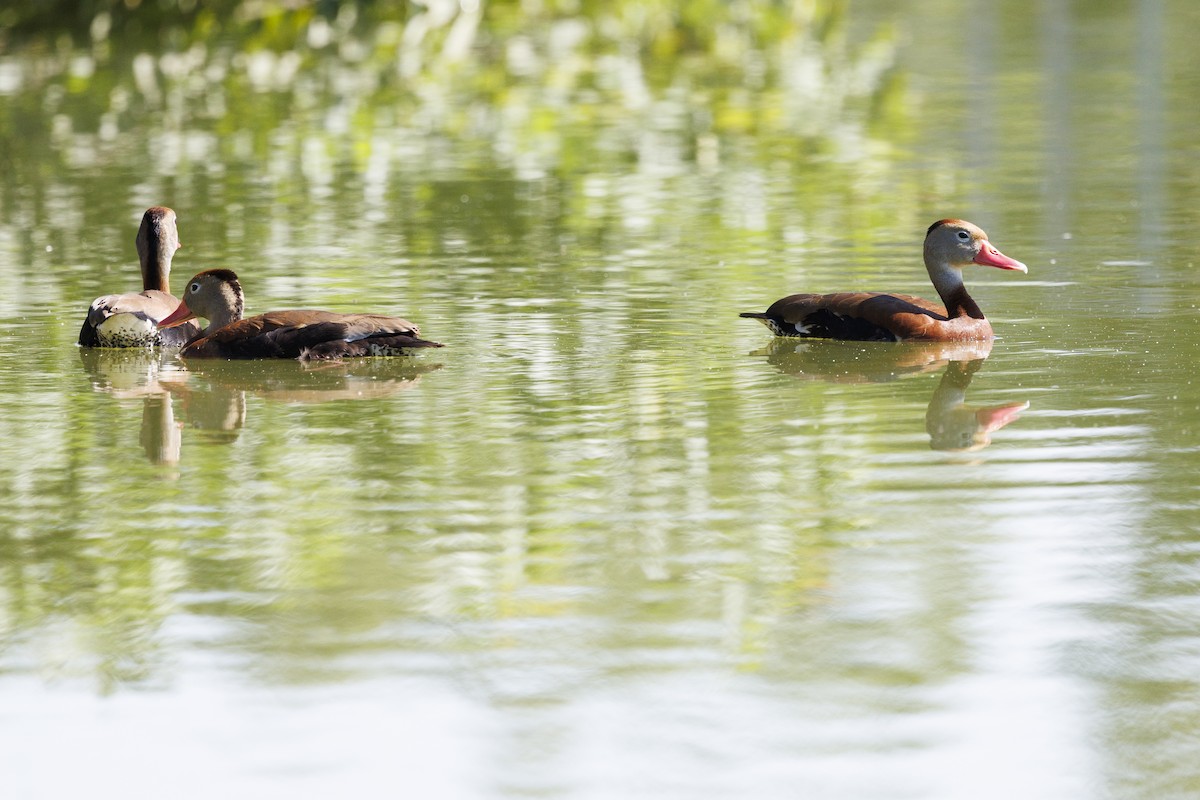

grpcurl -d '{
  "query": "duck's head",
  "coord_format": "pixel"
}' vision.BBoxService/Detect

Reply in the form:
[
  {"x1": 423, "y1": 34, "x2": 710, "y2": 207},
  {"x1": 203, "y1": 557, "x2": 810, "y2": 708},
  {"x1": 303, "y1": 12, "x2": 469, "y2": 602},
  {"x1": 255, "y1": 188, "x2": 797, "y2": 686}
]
[
  {"x1": 924, "y1": 219, "x2": 1027, "y2": 274},
  {"x1": 159, "y1": 269, "x2": 244, "y2": 331}
]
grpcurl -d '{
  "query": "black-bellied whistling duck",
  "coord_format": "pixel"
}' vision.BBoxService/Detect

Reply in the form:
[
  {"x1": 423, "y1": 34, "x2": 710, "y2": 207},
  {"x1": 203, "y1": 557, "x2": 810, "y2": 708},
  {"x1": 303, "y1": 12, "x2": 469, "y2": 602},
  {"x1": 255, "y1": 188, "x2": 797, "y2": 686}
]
[
  {"x1": 157, "y1": 269, "x2": 443, "y2": 360},
  {"x1": 740, "y1": 219, "x2": 1027, "y2": 341},
  {"x1": 79, "y1": 207, "x2": 202, "y2": 347}
]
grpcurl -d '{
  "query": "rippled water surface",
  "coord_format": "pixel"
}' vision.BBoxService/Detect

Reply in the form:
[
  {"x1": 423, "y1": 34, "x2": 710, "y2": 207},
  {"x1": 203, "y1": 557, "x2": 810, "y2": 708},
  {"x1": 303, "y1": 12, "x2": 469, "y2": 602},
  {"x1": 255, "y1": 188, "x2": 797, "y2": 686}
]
[{"x1": 2, "y1": 1, "x2": 1200, "y2": 797}]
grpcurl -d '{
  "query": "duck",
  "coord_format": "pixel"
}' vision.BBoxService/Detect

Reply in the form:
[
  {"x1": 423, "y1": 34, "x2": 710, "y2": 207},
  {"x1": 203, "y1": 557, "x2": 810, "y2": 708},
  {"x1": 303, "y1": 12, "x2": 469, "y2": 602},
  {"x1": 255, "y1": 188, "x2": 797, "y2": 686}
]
[
  {"x1": 157, "y1": 268, "x2": 444, "y2": 360},
  {"x1": 740, "y1": 219, "x2": 1027, "y2": 342},
  {"x1": 78, "y1": 206, "x2": 202, "y2": 347}
]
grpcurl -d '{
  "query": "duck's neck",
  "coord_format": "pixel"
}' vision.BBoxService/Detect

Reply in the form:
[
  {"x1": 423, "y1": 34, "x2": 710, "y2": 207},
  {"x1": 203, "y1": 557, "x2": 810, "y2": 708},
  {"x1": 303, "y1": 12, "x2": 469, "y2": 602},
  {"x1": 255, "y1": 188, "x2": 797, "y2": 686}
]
[
  {"x1": 928, "y1": 261, "x2": 985, "y2": 320},
  {"x1": 140, "y1": 245, "x2": 172, "y2": 294}
]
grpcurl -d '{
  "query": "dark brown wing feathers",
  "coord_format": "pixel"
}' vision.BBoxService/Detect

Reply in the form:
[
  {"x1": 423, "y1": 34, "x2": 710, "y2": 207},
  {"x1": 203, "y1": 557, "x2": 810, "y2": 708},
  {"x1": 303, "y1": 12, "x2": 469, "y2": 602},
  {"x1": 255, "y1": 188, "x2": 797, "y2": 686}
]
[
  {"x1": 744, "y1": 292, "x2": 951, "y2": 341},
  {"x1": 183, "y1": 309, "x2": 443, "y2": 359}
]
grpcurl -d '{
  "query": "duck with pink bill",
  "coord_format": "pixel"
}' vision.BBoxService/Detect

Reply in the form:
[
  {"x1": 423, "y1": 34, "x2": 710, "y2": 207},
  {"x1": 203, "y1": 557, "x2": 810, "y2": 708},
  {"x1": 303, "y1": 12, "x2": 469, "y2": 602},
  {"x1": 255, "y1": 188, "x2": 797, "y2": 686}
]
[
  {"x1": 740, "y1": 219, "x2": 1028, "y2": 342},
  {"x1": 158, "y1": 268, "x2": 443, "y2": 361}
]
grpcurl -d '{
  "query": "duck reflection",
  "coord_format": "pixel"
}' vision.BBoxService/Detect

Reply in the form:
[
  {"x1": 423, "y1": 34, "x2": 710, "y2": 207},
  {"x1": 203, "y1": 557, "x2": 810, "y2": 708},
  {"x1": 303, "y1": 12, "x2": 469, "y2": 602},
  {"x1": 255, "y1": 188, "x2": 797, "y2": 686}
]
[
  {"x1": 924, "y1": 359, "x2": 1028, "y2": 451},
  {"x1": 181, "y1": 358, "x2": 441, "y2": 403},
  {"x1": 80, "y1": 350, "x2": 439, "y2": 463},
  {"x1": 78, "y1": 348, "x2": 193, "y2": 466},
  {"x1": 753, "y1": 338, "x2": 1028, "y2": 451}
]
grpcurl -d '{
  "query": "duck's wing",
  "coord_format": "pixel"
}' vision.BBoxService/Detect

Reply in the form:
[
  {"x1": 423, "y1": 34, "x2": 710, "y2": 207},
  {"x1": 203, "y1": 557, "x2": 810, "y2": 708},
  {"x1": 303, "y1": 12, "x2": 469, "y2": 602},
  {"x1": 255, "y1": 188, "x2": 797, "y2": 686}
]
[
  {"x1": 187, "y1": 311, "x2": 443, "y2": 359},
  {"x1": 741, "y1": 292, "x2": 949, "y2": 341}
]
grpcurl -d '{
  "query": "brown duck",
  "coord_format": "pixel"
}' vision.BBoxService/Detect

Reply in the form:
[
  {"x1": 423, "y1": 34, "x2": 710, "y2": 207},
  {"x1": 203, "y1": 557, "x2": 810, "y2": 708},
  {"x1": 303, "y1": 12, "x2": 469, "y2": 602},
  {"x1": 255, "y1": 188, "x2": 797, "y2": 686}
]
[
  {"x1": 157, "y1": 269, "x2": 443, "y2": 360},
  {"x1": 740, "y1": 219, "x2": 1027, "y2": 342},
  {"x1": 79, "y1": 206, "x2": 202, "y2": 347}
]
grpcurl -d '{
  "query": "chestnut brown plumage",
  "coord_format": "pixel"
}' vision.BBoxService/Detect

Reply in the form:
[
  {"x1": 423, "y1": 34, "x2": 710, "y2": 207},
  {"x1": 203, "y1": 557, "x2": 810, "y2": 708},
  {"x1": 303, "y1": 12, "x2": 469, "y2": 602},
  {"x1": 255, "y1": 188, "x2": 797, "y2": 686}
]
[
  {"x1": 740, "y1": 219, "x2": 1027, "y2": 342},
  {"x1": 158, "y1": 269, "x2": 443, "y2": 360}
]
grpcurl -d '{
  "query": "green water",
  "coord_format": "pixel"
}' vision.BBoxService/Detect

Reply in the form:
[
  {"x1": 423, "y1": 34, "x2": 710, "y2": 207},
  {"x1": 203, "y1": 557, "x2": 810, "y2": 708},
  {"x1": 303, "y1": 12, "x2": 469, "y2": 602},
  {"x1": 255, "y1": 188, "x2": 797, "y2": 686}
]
[{"x1": 2, "y1": 1, "x2": 1200, "y2": 797}]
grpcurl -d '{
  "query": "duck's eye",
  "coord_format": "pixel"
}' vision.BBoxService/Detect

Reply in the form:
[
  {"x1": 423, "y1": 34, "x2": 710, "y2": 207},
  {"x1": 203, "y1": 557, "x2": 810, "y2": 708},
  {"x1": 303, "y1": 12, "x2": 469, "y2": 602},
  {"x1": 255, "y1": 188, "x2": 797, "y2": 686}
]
[
  {"x1": 190, "y1": 282, "x2": 200, "y2": 293},
  {"x1": 957, "y1": 230, "x2": 971, "y2": 241}
]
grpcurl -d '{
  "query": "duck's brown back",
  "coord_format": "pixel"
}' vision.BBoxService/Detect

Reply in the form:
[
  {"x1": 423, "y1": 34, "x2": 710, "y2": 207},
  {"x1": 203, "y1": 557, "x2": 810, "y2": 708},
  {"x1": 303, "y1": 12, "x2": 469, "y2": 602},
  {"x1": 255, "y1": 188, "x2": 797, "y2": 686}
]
[{"x1": 182, "y1": 309, "x2": 443, "y2": 359}]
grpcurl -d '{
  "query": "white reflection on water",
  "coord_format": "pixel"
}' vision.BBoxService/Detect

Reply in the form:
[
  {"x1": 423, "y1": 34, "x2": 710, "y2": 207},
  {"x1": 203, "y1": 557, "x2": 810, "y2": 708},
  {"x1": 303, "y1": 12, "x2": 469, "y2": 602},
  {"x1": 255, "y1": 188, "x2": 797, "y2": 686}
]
[
  {"x1": 6, "y1": 675, "x2": 493, "y2": 798},
  {"x1": 3, "y1": 606, "x2": 1099, "y2": 800}
]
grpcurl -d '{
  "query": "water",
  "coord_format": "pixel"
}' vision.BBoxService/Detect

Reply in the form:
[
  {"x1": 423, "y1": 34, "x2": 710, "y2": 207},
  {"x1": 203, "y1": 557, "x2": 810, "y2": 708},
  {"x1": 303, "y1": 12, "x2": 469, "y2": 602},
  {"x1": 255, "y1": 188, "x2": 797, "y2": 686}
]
[{"x1": 2, "y1": 1, "x2": 1200, "y2": 797}]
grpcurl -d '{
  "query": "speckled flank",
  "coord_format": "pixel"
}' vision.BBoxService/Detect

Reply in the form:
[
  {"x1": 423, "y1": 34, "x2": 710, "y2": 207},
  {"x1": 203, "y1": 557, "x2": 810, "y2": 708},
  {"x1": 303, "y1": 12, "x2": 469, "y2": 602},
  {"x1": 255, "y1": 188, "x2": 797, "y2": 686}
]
[
  {"x1": 94, "y1": 331, "x2": 158, "y2": 347},
  {"x1": 757, "y1": 317, "x2": 792, "y2": 337},
  {"x1": 94, "y1": 314, "x2": 160, "y2": 347}
]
